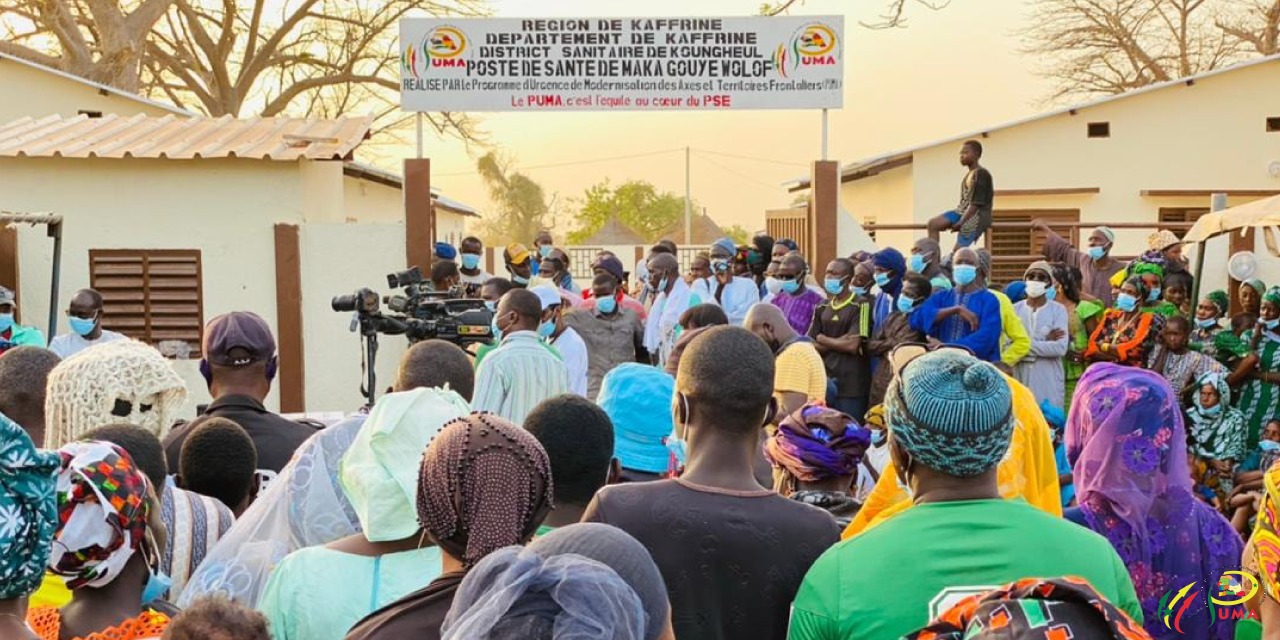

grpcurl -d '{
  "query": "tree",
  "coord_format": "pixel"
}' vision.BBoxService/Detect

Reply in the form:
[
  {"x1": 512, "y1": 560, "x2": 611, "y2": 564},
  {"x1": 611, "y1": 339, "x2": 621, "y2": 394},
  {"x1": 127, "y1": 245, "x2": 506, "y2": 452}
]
[
  {"x1": 723, "y1": 224, "x2": 752, "y2": 245},
  {"x1": 472, "y1": 152, "x2": 553, "y2": 248},
  {"x1": 0, "y1": 0, "x2": 485, "y2": 140},
  {"x1": 567, "y1": 179, "x2": 687, "y2": 245},
  {"x1": 1021, "y1": 0, "x2": 1249, "y2": 100},
  {"x1": 759, "y1": 0, "x2": 951, "y2": 28},
  {"x1": 1216, "y1": 0, "x2": 1280, "y2": 56}
]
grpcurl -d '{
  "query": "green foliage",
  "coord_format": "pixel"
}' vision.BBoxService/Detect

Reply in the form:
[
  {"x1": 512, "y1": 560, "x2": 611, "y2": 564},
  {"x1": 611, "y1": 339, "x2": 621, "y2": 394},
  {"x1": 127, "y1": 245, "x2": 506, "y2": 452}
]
[
  {"x1": 723, "y1": 224, "x2": 752, "y2": 245},
  {"x1": 567, "y1": 179, "x2": 689, "y2": 244},
  {"x1": 472, "y1": 152, "x2": 552, "y2": 246}
]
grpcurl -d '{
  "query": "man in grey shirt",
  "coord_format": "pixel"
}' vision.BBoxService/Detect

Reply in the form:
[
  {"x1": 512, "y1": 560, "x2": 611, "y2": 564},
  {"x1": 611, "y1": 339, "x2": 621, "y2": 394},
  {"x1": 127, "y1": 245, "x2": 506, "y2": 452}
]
[
  {"x1": 565, "y1": 273, "x2": 649, "y2": 400},
  {"x1": 48, "y1": 288, "x2": 125, "y2": 360}
]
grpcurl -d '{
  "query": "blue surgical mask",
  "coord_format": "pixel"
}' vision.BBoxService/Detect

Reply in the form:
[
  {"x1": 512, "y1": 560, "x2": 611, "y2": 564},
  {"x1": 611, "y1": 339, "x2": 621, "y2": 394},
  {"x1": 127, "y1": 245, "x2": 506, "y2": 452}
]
[
  {"x1": 874, "y1": 272, "x2": 891, "y2": 288},
  {"x1": 1260, "y1": 440, "x2": 1280, "y2": 453},
  {"x1": 1046, "y1": 285, "x2": 1058, "y2": 301},
  {"x1": 512, "y1": 274, "x2": 530, "y2": 286},
  {"x1": 658, "y1": 278, "x2": 669, "y2": 292},
  {"x1": 870, "y1": 430, "x2": 886, "y2": 446},
  {"x1": 852, "y1": 286, "x2": 868, "y2": 297},
  {"x1": 596, "y1": 295, "x2": 617, "y2": 314},
  {"x1": 1148, "y1": 287, "x2": 1162, "y2": 302},
  {"x1": 1266, "y1": 318, "x2": 1280, "y2": 331},
  {"x1": 1196, "y1": 317, "x2": 1218, "y2": 329},
  {"x1": 1200, "y1": 403, "x2": 1223, "y2": 416},
  {"x1": 538, "y1": 319, "x2": 556, "y2": 338},
  {"x1": 1116, "y1": 293, "x2": 1138, "y2": 312},
  {"x1": 897, "y1": 294, "x2": 917, "y2": 314},
  {"x1": 664, "y1": 434, "x2": 688, "y2": 468},
  {"x1": 484, "y1": 300, "x2": 497, "y2": 312},
  {"x1": 0, "y1": 313, "x2": 12, "y2": 333},
  {"x1": 1088, "y1": 246, "x2": 1106, "y2": 261},
  {"x1": 909, "y1": 254, "x2": 928, "y2": 273},
  {"x1": 461, "y1": 253, "x2": 481, "y2": 270},
  {"x1": 539, "y1": 245, "x2": 553, "y2": 258},
  {"x1": 780, "y1": 279, "x2": 801, "y2": 294},
  {"x1": 141, "y1": 569, "x2": 172, "y2": 606},
  {"x1": 490, "y1": 316, "x2": 504, "y2": 342},
  {"x1": 823, "y1": 277, "x2": 846, "y2": 295},
  {"x1": 953, "y1": 264, "x2": 977, "y2": 286},
  {"x1": 69, "y1": 315, "x2": 96, "y2": 337}
]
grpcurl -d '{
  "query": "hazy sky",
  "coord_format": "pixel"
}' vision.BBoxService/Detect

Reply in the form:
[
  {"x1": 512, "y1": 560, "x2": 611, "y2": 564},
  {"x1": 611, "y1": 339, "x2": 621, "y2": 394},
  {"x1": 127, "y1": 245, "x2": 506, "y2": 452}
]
[{"x1": 394, "y1": 0, "x2": 1059, "y2": 236}]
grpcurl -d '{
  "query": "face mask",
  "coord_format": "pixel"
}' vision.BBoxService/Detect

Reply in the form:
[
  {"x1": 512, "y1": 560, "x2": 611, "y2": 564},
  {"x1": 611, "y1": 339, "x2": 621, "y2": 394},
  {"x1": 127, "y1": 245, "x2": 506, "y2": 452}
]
[
  {"x1": 897, "y1": 294, "x2": 917, "y2": 314},
  {"x1": 673, "y1": 324, "x2": 684, "y2": 340},
  {"x1": 539, "y1": 245, "x2": 554, "y2": 258},
  {"x1": 538, "y1": 319, "x2": 556, "y2": 338},
  {"x1": 909, "y1": 254, "x2": 928, "y2": 273},
  {"x1": 484, "y1": 300, "x2": 497, "y2": 312},
  {"x1": 1200, "y1": 403, "x2": 1223, "y2": 416},
  {"x1": 711, "y1": 258, "x2": 731, "y2": 274},
  {"x1": 1088, "y1": 246, "x2": 1106, "y2": 260},
  {"x1": 142, "y1": 569, "x2": 172, "y2": 606},
  {"x1": 870, "y1": 430, "x2": 886, "y2": 446},
  {"x1": 1266, "y1": 318, "x2": 1280, "y2": 331},
  {"x1": 1260, "y1": 440, "x2": 1280, "y2": 453},
  {"x1": 780, "y1": 279, "x2": 801, "y2": 295},
  {"x1": 512, "y1": 274, "x2": 530, "y2": 286},
  {"x1": 1196, "y1": 317, "x2": 1217, "y2": 329},
  {"x1": 953, "y1": 264, "x2": 977, "y2": 286},
  {"x1": 823, "y1": 277, "x2": 846, "y2": 295},
  {"x1": 69, "y1": 315, "x2": 97, "y2": 337},
  {"x1": 664, "y1": 434, "x2": 688, "y2": 468},
  {"x1": 1148, "y1": 287, "x2": 1162, "y2": 302},
  {"x1": 852, "y1": 286, "x2": 869, "y2": 297},
  {"x1": 765, "y1": 277, "x2": 783, "y2": 296},
  {"x1": 535, "y1": 276, "x2": 556, "y2": 289},
  {"x1": 657, "y1": 278, "x2": 669, "y2": 292},
  {"x1": 1023, "y1": 280, "x2": 1047, "y2": 299},
  {"x1": 1116, "y1": 293, "x2": 1138, "y2": 312},
  {"x1": 0, "y1": 313, "x2": 12, "y2": 333},
  {"x1": 490, "y1": 316, "x2": 504, "y2": 341},
  {"x1": 874, "y1": 272, "x2": 891, "y2": 288},
  {"x1": 461, "y1": 253, "x2": 481, "y2": 270},
  {"x1": 1046, "y1": 286, "x2": 1058, "y2": 301},
  {"x1": 596, "y1": 295, "x2": 617, "y2": 314}
]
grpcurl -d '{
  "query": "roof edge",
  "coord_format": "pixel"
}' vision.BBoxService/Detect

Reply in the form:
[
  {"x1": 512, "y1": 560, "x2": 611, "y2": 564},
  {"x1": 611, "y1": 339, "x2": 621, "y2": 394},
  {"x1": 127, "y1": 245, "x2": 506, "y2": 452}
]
[{"x1": 0, "y1": 52, "x2": 195, "y2": 117}]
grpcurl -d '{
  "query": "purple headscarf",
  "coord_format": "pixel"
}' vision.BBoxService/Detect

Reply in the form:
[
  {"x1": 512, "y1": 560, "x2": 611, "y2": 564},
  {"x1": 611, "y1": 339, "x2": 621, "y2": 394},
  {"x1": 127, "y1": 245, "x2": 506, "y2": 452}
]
[
  {"x1": 1067, "y1": 364, "x2": 1242, "y2": 640},
  {"x1": 765, "y1": 404, "x2": 870, "y2": 494}
]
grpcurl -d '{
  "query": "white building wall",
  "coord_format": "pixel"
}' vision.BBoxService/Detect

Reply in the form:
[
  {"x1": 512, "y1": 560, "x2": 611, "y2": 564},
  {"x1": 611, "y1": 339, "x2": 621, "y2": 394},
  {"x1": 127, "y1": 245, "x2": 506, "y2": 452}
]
[
  {"x1": 3, "y1": 157, "x2": 303, "y2": 419},
  {"x1": 0, "y1": 56, "x2": 184, "y2": 122}
]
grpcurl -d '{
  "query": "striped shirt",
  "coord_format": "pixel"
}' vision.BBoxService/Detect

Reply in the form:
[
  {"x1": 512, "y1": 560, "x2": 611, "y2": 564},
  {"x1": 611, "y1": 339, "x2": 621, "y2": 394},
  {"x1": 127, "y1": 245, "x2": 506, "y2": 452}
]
[
  {"x1": 473, "y1": 330, "x2": 571, "y2": 425},
  {"x1": 161, "y1": 478, "x2": 235, "y2": 599}
]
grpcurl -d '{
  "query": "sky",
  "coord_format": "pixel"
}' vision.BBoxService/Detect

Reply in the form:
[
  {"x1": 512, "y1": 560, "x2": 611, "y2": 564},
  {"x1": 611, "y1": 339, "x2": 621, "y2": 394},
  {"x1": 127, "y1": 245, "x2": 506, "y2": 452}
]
[{"x1": 386, "y1": 0, "x2": 1060, "y2": 236}]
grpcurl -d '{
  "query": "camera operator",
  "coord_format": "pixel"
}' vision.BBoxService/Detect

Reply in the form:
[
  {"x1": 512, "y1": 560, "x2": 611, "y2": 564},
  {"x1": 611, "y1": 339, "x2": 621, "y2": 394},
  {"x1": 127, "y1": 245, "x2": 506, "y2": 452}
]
[{"x1": 428, "y1": 261, "x2": 462, "y2": 297}]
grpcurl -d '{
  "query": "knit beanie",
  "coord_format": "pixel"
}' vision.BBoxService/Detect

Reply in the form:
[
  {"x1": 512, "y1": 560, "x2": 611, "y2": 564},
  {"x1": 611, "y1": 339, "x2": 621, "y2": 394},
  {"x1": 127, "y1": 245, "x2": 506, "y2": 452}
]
[{"x1": 885, "y1": 349, "x2": 1013, "y2": 478}]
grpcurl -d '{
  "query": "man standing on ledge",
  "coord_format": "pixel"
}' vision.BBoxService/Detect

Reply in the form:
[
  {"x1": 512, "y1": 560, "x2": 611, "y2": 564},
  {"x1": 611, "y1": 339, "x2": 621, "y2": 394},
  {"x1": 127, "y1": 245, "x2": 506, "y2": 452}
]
[{"x1": 49, "y1": 288, "x2": 125, "y2": 360}]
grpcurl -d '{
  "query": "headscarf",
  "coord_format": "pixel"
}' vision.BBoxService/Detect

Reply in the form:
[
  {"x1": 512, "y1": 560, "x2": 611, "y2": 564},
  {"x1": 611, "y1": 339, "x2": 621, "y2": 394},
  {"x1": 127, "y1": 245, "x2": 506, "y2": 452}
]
[
  {"x1": 442, "y1": 524, "x2": 667, "y2": 640},
  {"x1": 845, "y1": 373, "x2": 1062, "y2": 538},
  {"x1": 1066, "y1": 364, "x2": 1242, "y2": 637},
  {"x1": 710, "y1": 237, "x2": 737, "y2": 258},
  {"x1": 1251, "y1": 462, "x2": 1280, "y2": 602},
  {"x1": 48, "y1": 440, "x2": 153, "y2": 590},
  {"x1": 1204, "y1": 290, "x2": 1230, "y2": 317},
  {"x1": 904, "y1": 577, "x2": 1150, "y2": 640},
  {"x1": 1246, "y1": 279, "x2": 1267, "y2": 298},
  {"x1": 1265, "y1": 285, "x2": 1280, "y2": 306},
  {"x1": 598, "y1": 364, "x2": 674, "y2": 474},
  {"x1": 418, "y1": 413, "x2": 553, "y2": 569},
  {"x1": 1128, "y1": 260, "x2": 1165, "y2": 281},
  {"x1": 1186, "y1": 371, "x2": 1247, "y2": 462},
  {"x1": 340, "y1": 388, "x2": 470, "y2": 542},
  {"x1": 0, "y1": 413, "x2": 59, "y2": 599},
  {"x1": 872, "y1": 248, "x2": 906, "y2": 297},
  {"x1": 976, "y1": 248, "x2": 993, "y2": 278},
  {"x1": 44, "y1": 339, "x2": 187, "y2": 448},
  {"x1": 178, "y1": 414, "x2": 362, "y2": 606},
  {"x1": 765, "y1": 404, "x2": 870, "y2": 492}
]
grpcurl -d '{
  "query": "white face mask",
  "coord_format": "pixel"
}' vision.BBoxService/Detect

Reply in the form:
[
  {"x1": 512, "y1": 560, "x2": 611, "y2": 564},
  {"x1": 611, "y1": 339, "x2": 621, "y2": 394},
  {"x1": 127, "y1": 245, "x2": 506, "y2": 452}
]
[
  {"x1": 765, "y1": 277, "x2": 783, "y2": 296},
  {"x1": 1024, "y1": 280, "x2": 1048, "y2": 298}
]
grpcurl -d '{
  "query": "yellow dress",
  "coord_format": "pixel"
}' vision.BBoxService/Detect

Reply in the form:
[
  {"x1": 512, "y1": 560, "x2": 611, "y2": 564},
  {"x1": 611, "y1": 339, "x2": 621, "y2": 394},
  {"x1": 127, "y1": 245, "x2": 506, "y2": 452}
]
[{"x1": 843, "y1": 373, "x2": 1061, "y2": 539}]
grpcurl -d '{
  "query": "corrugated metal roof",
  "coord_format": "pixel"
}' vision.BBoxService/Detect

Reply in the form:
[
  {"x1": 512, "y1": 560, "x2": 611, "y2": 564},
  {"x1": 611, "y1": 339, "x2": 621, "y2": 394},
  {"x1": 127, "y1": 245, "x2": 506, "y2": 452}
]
[{"x1": 0, "y1": 113, "x2": 374, "y2": 160}]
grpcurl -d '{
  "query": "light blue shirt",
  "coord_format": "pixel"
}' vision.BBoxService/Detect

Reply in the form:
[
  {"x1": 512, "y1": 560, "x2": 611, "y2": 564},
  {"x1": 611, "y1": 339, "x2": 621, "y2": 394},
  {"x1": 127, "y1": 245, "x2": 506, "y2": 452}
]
[
  {"x1": 690, "y1": 276, "x2": 761, "y2": 326},
  {"x1": 473, "y1": 330, "x2": 570, "y2": 424}
]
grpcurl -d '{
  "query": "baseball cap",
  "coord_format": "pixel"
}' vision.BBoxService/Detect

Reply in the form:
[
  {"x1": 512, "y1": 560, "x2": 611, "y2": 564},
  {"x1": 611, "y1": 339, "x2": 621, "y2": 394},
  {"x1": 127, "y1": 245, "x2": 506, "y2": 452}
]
[
  {"x1": 592, "y1": 255, "x2": 626, "y2": 282},
  {"x1": 505, "y1": 243, "x2": 531, "y2": 265},
  {"x1": 530, "y1": 284, "x2": 563, "y2": 310},
  {"x1": 434, "y1": 241, "x2": 457, "y2": 261},
  {"x1": 203, "y1": 311, "x2": 276, "y2": 366},
  {"x1": 0, "y1": 286, "x2": 13, "y2": 306}
]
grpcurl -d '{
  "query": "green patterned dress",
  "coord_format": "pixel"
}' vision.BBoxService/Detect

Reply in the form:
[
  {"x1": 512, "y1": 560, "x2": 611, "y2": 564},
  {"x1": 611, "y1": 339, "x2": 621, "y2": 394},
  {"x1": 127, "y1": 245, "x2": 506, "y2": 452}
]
[{"x1": 1239, "y1": 330, "x2": 1280, "y2": 448}]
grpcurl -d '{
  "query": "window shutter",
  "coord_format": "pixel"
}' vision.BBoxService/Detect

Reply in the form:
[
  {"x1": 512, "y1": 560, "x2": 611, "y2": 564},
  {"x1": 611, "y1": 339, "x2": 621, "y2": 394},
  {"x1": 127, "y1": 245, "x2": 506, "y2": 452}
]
[
  {"x1": 90, "y1": 250, "x2": 204, "y2": 356},
  {"x1": 988, "y1": 209, "x2": 1080, "y2": 288}
]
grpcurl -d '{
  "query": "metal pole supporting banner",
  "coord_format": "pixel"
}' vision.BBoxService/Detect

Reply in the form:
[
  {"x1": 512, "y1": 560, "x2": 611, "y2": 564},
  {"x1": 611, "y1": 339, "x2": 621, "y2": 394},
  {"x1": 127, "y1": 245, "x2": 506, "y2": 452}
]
[
  {"x1": 1192, "y1": 192, "x2": 1229, "y2": 305},
  {"x1": 684, "y1": 146, "x2": 692, "y2": 245}
]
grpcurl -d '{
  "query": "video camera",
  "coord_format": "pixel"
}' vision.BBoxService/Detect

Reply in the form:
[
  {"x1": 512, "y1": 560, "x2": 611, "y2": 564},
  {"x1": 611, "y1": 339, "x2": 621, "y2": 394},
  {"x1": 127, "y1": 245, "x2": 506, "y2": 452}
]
[{"x1": 332, "y1": 266, "x2": 494, "y2": 404}]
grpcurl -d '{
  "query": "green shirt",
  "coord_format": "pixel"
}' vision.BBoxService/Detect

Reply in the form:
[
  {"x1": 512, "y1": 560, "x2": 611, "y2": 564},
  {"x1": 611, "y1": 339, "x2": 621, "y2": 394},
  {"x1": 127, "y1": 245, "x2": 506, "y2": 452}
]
[
  {"x1": 787, "y1": 499, "x2": 1141, "y2": 640},
  {"x1": 1, "y1": 323, "x2": 45, "y2": 353}
]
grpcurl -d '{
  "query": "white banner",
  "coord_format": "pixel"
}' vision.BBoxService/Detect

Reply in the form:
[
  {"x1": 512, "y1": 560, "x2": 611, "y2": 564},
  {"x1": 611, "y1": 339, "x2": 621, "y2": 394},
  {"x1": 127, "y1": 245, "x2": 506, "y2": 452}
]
[{"x1": 399, "y1": 16, "x2": 843, "y2": 112}]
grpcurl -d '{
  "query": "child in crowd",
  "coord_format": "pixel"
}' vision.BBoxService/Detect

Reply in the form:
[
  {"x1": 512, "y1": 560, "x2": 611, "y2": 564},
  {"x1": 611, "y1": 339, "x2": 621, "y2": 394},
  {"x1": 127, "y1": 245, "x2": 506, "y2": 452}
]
[
  {"x1": 1164, "y1": 282, "x2": 1191, "y2": 317},
  {"x1": 1229, "y1": 419, "x2": 1280, "y2": 534}
]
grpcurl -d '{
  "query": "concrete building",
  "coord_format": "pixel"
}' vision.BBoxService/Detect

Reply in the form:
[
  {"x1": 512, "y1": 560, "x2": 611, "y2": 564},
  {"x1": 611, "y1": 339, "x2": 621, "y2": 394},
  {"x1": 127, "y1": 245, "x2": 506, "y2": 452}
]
[
  {"x1": 0, "y1": 52, "x2": 478, "y2": 416},
  {"x1": 791, "y1": 53, "x2": 1280, "y2": 291}
]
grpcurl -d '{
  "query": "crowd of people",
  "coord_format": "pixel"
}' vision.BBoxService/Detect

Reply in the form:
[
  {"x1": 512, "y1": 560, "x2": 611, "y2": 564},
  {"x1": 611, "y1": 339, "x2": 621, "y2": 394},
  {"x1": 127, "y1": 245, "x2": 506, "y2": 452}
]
[{"x1": 2, "y1": 148, "x2": 1280, "y2": 639}]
